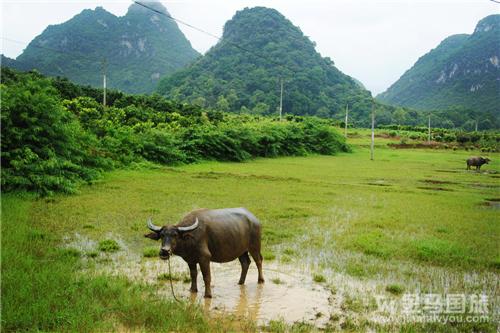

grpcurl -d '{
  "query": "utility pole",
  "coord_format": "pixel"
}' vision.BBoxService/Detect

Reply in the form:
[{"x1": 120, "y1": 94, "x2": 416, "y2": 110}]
[
  {"x1": 371, "y1": 102, "x2": 375, "y2": 161},
  {"x1": 102, "y1": 58, "x2": 107, "y2": 107},
  {"x1": 344, "y1": 104, "x2": 349, "y2": 138},
  {"x1": 475, "y1": 119, "x2": 478, "y2": 132},
  {"x1": 279, "y1": 78, "x2": 283, "y2": 121},
  {"x1": 428, "y1": 114, "x2": 431, "y2": 143}
]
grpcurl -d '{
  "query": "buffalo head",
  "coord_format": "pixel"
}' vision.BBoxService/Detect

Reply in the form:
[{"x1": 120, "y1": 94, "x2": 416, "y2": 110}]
[{"x1": 144, "y1": 217, "x2": 199, "y2": 260}]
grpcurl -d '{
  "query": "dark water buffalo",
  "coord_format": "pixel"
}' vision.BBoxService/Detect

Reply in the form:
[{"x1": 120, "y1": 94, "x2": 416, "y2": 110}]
[
  {"x1": 145, "y1": 208, "x2": 264, "y2": 298},
  {"x1": 466, "y1": 156, "x2": 491, "y2": 171}
]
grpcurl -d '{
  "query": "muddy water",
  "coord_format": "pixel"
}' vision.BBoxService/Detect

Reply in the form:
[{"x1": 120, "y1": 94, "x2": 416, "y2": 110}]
[
  {"x1": 192, "y1": 262, "x2": 330, "y2": 326},
  {"x1": 98, "y1": 254, "x2": 332, "y2": 326}
]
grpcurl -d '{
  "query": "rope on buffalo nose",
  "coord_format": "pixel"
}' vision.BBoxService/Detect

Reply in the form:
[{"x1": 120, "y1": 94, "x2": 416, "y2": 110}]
[{"x1": 167, "y1": 256, "x2": 181, "y2": 303}]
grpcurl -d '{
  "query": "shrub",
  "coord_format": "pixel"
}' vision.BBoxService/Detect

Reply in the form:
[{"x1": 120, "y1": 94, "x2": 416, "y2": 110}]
[
  {"x1": 1, "y1": 69, "x2": 351, "y2": 195},
  {"x1": 1, "y1": 75, "x2": 108, "y2": 195}
]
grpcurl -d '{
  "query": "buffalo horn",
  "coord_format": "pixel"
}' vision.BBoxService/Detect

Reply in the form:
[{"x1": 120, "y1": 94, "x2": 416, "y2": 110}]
[
  {"x1": 177, "y1": 218, "x2": 199, "y2": 232},
  {"x1": 147, "y1": 217, "x2": 162, "y2": 232}
]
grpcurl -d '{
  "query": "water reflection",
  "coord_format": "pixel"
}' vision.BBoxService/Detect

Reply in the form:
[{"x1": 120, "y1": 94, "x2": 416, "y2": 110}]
[{"x1": 186, "y1": 262, "x2": 330, "y2": 326}]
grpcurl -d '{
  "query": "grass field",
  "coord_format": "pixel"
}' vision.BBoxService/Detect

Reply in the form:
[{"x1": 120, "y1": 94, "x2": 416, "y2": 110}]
[{"x1": 2, "y1": 129, "x2": 499, "y2": 332}]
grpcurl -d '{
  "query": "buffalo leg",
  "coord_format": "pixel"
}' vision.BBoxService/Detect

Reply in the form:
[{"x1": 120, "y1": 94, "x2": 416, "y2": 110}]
[
  {"x1": 188, "y1": 262, "x2": 198, "y2": 293},
  {"x1": 199, "y1": 259, "x2": 212, "y2": 298},
  {"x1": 249, "y1": 249, "x2": 264, "y2": 283},
  {"x1": 238, "y1": 252, "x2": 251, "y2": 285}
]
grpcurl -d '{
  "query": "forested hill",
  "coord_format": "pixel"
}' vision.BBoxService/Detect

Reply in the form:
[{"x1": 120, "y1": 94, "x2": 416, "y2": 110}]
[
  {"x1": 9, "y1": 2, "x2": 199, "y2": 94},
  {"x1": 377, "y1": 14, "x2": 500, "y2": 125},
  {"x1": 157, "y1": 7, "x2": 373, "y2": 125}
]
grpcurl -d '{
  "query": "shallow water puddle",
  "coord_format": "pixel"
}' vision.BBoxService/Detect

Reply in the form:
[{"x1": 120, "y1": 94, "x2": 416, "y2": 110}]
[
  {"x1": 190, "y1": 261, "x2": 331, "y2": 326},
  {"x1": 99, "y1": 256, "x2": 332, "y2": 326}
]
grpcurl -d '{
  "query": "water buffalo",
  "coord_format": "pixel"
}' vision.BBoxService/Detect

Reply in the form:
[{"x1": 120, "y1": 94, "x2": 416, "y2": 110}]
[
  {"x1": 466, "y1": 156, "x2": 490, "y2": 171},
  {"x1": 145, "y1": 208, "x2": 264, "y2": 298}
]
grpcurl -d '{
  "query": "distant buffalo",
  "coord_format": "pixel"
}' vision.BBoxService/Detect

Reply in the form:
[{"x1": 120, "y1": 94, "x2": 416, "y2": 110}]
[{"x1": 466, "y1": 156, "x2": 490, "y2": 171}]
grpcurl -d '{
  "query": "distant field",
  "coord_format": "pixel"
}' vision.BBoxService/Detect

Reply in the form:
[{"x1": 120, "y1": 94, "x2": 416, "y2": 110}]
[{"x1": 2, "y1": 129, "x2": 499, "y2": 332}]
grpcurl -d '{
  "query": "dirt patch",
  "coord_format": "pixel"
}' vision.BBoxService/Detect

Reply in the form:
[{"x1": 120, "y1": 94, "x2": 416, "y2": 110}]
[
  {"x1": 480, "y1": 198, "x2": 500, "y2": 209},
  {"x1": 388, "y1": 142, "x2": 441, "y2": 149},
  {"x1": 192, "y1": 172, "x2": 301, "y2": 183},
  {"x1": 375, "y1": 133, "x2": 399, "y2": 140},
  {"x1": 417, "y1": 186, "x2": 454, "y2": 192},
  {"x1": 366, "y1": 183, "x2": 392, "y2": 187},
  {"x1": 469, "y1": 183, "x2": 500, "y2": 189},
  {"x1": 365, "y1": 179, "x2": 393, "y2": 187},
  {"x1": 435, "y1": 169, "x2": 461, "y2": 174},
  {"x1": 419, "y1": 179, "x2": 457, "y2": 185}
]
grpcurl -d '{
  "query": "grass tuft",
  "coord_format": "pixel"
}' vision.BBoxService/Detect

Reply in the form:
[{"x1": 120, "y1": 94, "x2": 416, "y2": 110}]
[
  {"x1": 313, "y1": 273, "x2": 326, "y2": 283},
  {"x1": 271, "y1": 277, "x2": 285, "y2": 285},
  {"x1": 385, "y1": 284, "x2": 405, "y2": 295},
  {"x1": 143, "y1": 247, "x2": 158, "y2": 258},
  {"x1": 98, "y1": 239, "x2": 120, "y2": 253},
  {"x1": 158, "y1": 272, "x2": 191, "y2": 283},
  {"x1": 262, "y1": 250, "x2": 276, "y2": 260}
]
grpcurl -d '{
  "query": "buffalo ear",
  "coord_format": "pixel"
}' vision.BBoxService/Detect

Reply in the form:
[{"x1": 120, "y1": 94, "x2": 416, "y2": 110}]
[{"x1": 144, "y1": 232, "x2": 161, "y2": 240}]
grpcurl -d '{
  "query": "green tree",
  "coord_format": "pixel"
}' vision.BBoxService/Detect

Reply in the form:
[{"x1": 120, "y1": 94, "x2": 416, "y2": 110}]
[
  {"x1": 1, "y1": 75, "x2": 105, "y2": 194},
  {"x1": 251, "y1": 102, "x2": 270, "y2": 115},
  {"x1": 216, "y1": 95, "x2": 230, "y2": 112}
]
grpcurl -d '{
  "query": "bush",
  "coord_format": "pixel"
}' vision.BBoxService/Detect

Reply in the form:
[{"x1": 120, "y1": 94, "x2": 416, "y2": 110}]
[
  {"x1": 1, "y1": 69, "x2": 351, "y2": 195},
  {"x1": 1, "y1": 75, "x2": 108, "y2": 195}
]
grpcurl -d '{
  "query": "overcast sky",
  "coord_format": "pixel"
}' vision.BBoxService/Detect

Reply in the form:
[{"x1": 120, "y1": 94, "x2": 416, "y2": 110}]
[{"x1": 1, "y1": 0, "x2": 498, "y2": 94}]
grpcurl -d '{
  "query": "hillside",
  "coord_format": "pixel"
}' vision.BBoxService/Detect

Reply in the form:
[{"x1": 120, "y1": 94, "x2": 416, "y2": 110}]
[
  {"x1": 157, "y1": 7, "x2": 373, "y2": 124},
  {"x1": 377, "y1": 15, "x2": 500, "y2": 127},
  {"x1": 10, "y1": 2, "x2": 199, "y2": 93}
]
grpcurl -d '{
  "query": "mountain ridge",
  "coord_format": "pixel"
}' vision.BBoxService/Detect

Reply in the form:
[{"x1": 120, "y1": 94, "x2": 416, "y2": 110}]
[
  {"x1": 157, "y1": 6, "x2": 373, "y2": 124},
  {"x1": 377, "y1": 14, "x2": 500, "y2": 126},
  {"x1": 9, "y1": 1, "x2": 200, "y2": 93}
]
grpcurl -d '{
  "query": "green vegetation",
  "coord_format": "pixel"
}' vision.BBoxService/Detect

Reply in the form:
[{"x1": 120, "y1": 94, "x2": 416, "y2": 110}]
[
  {"x1": 385, "y1": 284, "x2": 405, "y2": 295},
  {"x1": 157, "y1": 7, "x2": 373, "y2": 125},
  {"x1": 2, "y1": 64, "x2": 498, "y2": 331},
  {"x1": 10, "y1": 3, "x2": 199, "y2": 93},
  {"x1": 143, "y1": 247, "x2": 158, "y2": 258},
  {"x1": 378, "y1": 124, "x2": 500, "y2": 152},
  {"x1": 377, "y1": 15, "x2": 500, "y2": 127},
  {"x1": 271, "y1": 277, "x2": 285, "y2": 285},
  {"x1": 2, "y1": 132, "x2": 498, "y2": 331},
  {"x1": 1, "y1": 67, "x2": 349, "y2": 195},
  {"x1": 157, "y1": 272, "x2": 190, "y2": 283},
  {"x1": 98, "y1": 239, "x2": 120, "y2": 253},
  {"x1": 312, "y1": 274, "x2": 326, "y2": 283},
  {"x1": 1, "y1": 195, "x2": 213, "y2": 332}
]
